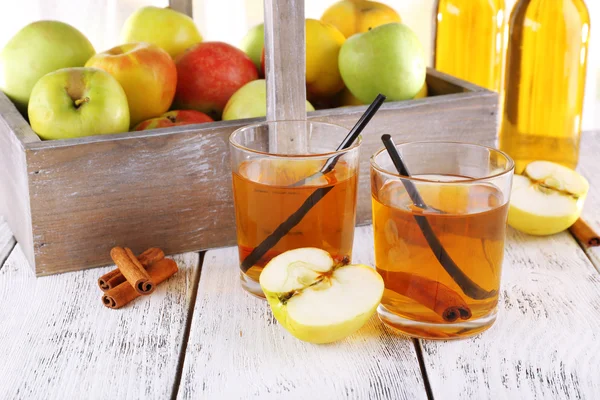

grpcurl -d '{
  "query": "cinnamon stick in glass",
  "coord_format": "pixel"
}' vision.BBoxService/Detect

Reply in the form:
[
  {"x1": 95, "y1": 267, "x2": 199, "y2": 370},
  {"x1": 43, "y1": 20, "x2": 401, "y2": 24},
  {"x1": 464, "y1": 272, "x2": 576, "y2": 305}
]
[
  {"x1": 102, "y1": 258, "x2": 179, "y2": 309},
  {"x1": 569, "y1": 218, "x2": 600, "y2": 247},
  {"x1": 98, "y1": 248, "x2": 164, "y2": 291},
  {"x1": 110, "y1": 247, "x2": 155, "y2": 295},
  {"x1": 385, "y1": 272, "x2": 472, "y2": 322}
]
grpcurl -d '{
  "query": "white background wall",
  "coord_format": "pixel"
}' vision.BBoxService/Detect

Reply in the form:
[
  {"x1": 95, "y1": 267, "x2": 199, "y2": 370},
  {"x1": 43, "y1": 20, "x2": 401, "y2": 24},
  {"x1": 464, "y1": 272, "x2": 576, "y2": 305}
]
[{"x1": 0, "y1": 0, "x2": 598, "y2": 129}]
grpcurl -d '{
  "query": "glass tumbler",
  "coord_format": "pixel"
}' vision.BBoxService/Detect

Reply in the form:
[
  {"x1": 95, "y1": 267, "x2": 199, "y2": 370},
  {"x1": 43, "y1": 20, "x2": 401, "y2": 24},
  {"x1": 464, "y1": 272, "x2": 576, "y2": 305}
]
[
  {"x1": 230, "y1": 120, "x2": 361, "y2": 297},
  {"x1": 371, "y1": 141, "x2": 514, "y2": 339}
]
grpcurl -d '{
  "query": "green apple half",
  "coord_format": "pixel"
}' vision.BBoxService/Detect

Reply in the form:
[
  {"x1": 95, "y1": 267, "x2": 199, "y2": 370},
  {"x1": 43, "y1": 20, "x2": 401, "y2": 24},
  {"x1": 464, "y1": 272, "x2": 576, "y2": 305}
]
[
  {"x1": 28, "y1": 67, "x2": 130, "y2": 140},
  {"x1": 509, "y1": 161, "x2": 589, "y2": 235},
  {"x1": 259, "y1": 248, "x2": 384, "y2": 344}
]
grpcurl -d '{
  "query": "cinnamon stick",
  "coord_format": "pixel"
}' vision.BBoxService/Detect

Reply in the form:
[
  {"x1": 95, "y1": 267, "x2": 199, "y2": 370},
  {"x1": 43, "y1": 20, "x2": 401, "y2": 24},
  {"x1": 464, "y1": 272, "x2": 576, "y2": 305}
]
[
  {"x1": 110, "y1": 247, "x2": 155, "y2": 295},
  {"x1": 102, "y1": 258, "x2": 179, "y2": 309},
  {"x1": 569, "y1": 218, "x2": 600, "y2": 247},
  {"x1": 386, "y1": 272, "x2": 472, "y2": 322},
  {"x1": 98, "y1": 248, "x2": 164, "y2": 291}
]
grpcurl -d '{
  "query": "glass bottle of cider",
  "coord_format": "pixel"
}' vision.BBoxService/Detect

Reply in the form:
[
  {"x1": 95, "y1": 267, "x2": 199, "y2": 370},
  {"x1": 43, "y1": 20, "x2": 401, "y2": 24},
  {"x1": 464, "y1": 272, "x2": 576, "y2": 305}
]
[
  {"x1": 434, "y1": 0, "x2": 506, "y2": 92},
  {"x1": 499, "y1": 0, "x2": 590, "y2": 171}
]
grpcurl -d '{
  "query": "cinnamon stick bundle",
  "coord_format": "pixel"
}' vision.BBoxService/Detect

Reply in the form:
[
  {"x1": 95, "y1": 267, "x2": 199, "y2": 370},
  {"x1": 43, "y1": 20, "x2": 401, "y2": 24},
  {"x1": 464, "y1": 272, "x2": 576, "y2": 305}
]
[
  {"x1": 386, "y1": 272, "x2": 472, "y2": 322},
  {"x1": 569, "y1": 218, "x2": 600, "y2": 247},
  {"x1": 110, "y1": 247, "x2": 155, "y2": 295},
  {"x1": 102, "y1": 258, "x2": 179, "y2": 309},
  {"x1": 98, "y1": 248, "x2": 164, "y2": 291}
]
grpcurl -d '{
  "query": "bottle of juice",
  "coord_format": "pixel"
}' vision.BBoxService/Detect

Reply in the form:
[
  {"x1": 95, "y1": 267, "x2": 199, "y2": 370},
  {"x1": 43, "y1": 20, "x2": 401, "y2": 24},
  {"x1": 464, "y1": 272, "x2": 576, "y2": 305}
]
[
  {"x1": 434, "y1": 0, "x2": 506, "y2": 92},
  {"x1": 499, "y1": 0, "x2": 590, "y2": 171}
]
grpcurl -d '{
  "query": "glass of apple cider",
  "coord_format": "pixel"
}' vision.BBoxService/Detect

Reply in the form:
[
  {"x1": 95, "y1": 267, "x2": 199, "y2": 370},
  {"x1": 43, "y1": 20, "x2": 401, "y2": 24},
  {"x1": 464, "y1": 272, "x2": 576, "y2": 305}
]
[
  {"x1": 370, "y1": 142, "x2": 514, "y2": 339},
  {"x1": 229, "y1": 121, "x2": 360, "y2": 297}
]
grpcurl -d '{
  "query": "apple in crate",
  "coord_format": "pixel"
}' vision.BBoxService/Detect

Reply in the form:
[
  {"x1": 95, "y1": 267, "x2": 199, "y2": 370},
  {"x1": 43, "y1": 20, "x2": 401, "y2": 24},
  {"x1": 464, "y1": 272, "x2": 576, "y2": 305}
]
[
  {"x1": 240, "y1": 23, "x2": 264, "y2": 74},
  {"x1": 339, "y1": 23, "x2": 425, "y2": 103},
  {"x1": 260, "y1": 248, "x2": 384, "y2": 344},
  {"x1": 86, "y1": 43, "x2": 177, "y2": 127},
  {"x1": 28, "y1": 67, "x2": 130, "y2": 140},
  {"x1": 121, "y1": 6, "x2": 202, "y2": 58},
  {"x1": 173, "y1": 42, "x2": 258, "y2": 120},
  {"x1": 134, "y1": 110, "x2": 213, "y2": 131},
  {"x1": 222, "y1": 80, "x2": 314, "y2": 121},
  {"x1": 0, "y1": 21, "x2": 95, "y2": 113}
]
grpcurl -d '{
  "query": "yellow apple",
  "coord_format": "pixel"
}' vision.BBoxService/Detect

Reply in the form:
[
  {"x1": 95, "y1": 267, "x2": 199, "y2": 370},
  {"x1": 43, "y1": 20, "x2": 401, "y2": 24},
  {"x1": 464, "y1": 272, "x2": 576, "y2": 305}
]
[
  {"x1": 306, "y1": 19, "x2": 346, "y2": 98},
  {"x1": 86, "y1": 43, "x2": 177, "y2": 127},
  {"x1": 321, "y1": 0, "x2": 401, "y2": 38},
  {"x1": 121, "y1": 6, "x2": 202, "y2": 58}
]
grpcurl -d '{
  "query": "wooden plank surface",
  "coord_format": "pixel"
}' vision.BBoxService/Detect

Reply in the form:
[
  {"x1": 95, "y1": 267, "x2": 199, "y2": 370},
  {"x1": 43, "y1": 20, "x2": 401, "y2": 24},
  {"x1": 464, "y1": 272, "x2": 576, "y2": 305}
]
[
  {"x1": 575, "y1": 130, "x2": 600, "y2": 272},
  {"x1": 420, "y1": 229, "x2": 600, "y2": 399},
  {"x1": 177, "y1": 226, "x2": 427, "y2": 400},
  {"x1": 0, "y1": 234, "x2": 201, "y2": 400},
  {"x1": 22, "y1": 78, "x2": 497, "y2": 275}
]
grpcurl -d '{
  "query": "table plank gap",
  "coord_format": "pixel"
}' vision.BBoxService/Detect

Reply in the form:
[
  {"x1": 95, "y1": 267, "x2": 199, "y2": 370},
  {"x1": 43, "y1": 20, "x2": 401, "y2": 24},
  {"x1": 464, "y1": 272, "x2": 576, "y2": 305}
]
[
  {"x1": 413, "y1": 339, "x2": 435, "y2": 400},
  {"x1": 575, "y1": 130, "x2": 600, "y2": 273},
  {"x1": 419, "y1": 229, "x2": 600, "y2": 399},
  {"x1": 171, "y1": 251, "x2": 205, "y2": 400},
  {"x1": 0, "y1": 218, "x2": 17, "y2": 270},
  {"x1": 0, "y1": 244, "x2": 200, "y2": 400},
  {"x1": 178, "y1": 225, "x2": 428, "y2": 400}
]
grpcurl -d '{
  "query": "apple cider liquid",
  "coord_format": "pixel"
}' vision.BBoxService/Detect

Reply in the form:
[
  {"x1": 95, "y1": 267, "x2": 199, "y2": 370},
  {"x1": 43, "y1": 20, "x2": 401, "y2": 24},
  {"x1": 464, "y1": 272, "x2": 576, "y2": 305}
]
[
  {"x1": 232, "y1": 159, "x2": 358, "y2": 297},
  {"x1": 372, "y1": 175, "x2": 508, "y2": 339}
]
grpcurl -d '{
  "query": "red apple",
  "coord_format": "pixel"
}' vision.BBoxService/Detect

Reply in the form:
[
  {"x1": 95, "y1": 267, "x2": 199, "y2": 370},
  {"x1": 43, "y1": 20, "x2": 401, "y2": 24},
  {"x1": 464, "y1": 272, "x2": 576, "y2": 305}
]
[
  {"x1": 173, "y1": 42, "x2": 258, "y2": 119},
  {"x1": 261, "y1": 48, "x2": 266, "y2": 77},
  {"x1": 85, "y1": 42, "x2": 177, "y2": 127},
  {"x1": 133, "y1": 109, "x2": 213, "y2": 131}
]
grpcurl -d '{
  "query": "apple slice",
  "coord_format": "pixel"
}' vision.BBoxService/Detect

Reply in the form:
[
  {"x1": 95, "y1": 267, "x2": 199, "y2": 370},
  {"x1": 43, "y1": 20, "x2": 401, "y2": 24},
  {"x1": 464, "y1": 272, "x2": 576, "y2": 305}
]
[
  {"x1": 508, "y1": 161, "x2": 589, "y2": 235},
  {"x1": 259, "y1": 248, "x2": 384, "y2": 344}
]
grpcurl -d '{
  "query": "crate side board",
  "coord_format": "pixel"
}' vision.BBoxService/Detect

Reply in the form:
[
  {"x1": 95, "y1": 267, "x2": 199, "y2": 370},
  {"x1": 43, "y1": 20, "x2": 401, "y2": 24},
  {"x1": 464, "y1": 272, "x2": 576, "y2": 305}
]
[
  {"x1": 0, "y1": 92, "x2": 39, "y2": 272},
  {"x1": 25, "y1": 89, "x2": 498, "y2": 275}
]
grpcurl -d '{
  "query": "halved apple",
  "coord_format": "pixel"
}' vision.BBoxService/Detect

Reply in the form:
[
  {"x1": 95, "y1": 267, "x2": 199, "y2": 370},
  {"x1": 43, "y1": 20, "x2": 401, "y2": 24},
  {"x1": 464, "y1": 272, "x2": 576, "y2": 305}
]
[
  {"x1": 508, "y1": 161, "x2": 589, "y2": 235},
  {"x1": 259, "y1": 248, "x2": 384, "y2": 344}
]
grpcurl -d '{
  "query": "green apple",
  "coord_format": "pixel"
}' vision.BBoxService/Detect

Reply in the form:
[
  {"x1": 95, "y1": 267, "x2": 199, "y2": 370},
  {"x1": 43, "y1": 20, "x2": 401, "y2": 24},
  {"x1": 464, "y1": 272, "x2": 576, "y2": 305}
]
[
  {"x1": 509, "y1": 161, "x2": 589, "y2": 235},
  {"x1": 28, "y1": 67, "x2": 130, "y2": 140},
  {"x1": 0, "y1": 21, "x2": 95, "y2": 113},
  {"x1": 222, "y1": 79, "x2": 314, "y2": 121},
  {"x1": 121, "y1": 6, "x2": 202, "y2": 59},
  {"x1": 338, "y1": 22, "x2": 425, "y2": 103},
  {"x1": 240, "y1": 23, "x2": 264, "y2": 72},
  {"x1": 259, "y1": 248, "x2": 384, "y2": 344}
]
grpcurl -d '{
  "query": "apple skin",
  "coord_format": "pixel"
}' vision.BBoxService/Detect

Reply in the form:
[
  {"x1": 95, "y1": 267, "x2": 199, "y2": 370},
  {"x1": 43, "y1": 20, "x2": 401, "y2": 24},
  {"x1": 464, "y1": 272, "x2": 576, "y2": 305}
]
[
  {"x1": 133, "y1": 110, "x2": 213, "y2": 131},
  {"x1": 86, "y1": 43, "x2": 177, "y2": 127},
  {"x1": 121, "y1": 6, "x2": 202, "y2": 59},
  {"x1": 28, "y1": 67, "x2": 130, "y2": 140},
  {"x1": 240, "y1": 23, "x2": 264, "y2": 75},
  {"x1": 338, "y1": 23, "x2": 425, "y2": 103},
  {"x1": 174, "y1": 42, "x2": 259, "y2": 120},
  {"x1": 222, "y1": 80, "x2": 314, "y2": 121},
  {"x1": 0, "y1": 21, "x2": 95, "y2": 114}
]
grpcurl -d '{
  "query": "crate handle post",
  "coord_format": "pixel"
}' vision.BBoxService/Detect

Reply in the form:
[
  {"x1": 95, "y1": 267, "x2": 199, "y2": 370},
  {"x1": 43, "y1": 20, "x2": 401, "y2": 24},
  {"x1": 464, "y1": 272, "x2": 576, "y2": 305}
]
[{"x1": 263, "y1": 0, "x2": 307, "y2": 154}]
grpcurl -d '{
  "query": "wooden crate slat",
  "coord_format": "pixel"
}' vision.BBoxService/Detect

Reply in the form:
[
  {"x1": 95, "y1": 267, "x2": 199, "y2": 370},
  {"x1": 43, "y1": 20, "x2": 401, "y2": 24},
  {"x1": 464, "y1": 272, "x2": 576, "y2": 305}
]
[
  {"x1": 420, "y1": 230, "x2": 600, "y2": 399},
  {"x1": 177, "y1": 225, "x2": 428, "y2": 400},
  {"x1": 0, "y1": 241, "x2": 200, "y2": 399}
]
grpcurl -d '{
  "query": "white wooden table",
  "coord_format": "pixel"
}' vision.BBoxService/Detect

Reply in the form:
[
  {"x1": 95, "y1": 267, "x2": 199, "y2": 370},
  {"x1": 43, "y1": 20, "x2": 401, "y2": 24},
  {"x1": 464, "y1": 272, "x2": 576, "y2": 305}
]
[{"x1": 1, "y1": 133, "x2": 600, "y2": 399}]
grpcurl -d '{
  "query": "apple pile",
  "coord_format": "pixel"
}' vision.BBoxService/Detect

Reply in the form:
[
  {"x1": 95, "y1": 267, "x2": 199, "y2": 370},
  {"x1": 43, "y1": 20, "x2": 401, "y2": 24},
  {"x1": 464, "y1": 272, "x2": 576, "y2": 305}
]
[{"x1": 0, "y1": 0, "x2": 426, "y2": 140}]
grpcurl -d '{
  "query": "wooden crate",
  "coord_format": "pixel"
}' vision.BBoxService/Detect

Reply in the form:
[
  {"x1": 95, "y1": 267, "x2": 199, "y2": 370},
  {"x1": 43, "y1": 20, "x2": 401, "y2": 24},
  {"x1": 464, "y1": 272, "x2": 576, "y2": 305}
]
[{"x1": 0, "y1": 69, "x2": 497, "y2": 276}]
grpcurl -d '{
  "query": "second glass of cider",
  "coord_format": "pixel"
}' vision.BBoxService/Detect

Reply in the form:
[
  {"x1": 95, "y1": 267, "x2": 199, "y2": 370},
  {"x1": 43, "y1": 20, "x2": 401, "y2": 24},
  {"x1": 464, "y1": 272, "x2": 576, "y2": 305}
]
[
  {"x1": 371, "y1": 142, "x2": 514, "y2": 339},
  {"x1": 229, "y1": 121, "x2": 360, "y2": 297}
]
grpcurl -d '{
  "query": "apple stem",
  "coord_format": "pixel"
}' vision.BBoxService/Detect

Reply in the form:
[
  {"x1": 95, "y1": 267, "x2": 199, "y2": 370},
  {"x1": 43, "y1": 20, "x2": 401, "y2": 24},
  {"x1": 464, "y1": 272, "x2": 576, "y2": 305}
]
[{"x1": 74, "y1": 97, "x2": 90, "y2": 109}]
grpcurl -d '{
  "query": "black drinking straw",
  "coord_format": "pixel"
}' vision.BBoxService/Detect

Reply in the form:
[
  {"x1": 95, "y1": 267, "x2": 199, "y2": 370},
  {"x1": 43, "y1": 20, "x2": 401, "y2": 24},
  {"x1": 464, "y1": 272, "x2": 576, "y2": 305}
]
[
  {"x1": 380, "y1": 134, "x2": 496, "y2": 300},
  {"x1": 240, "y1": 94, "x2": 387, "y2": 272}
]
